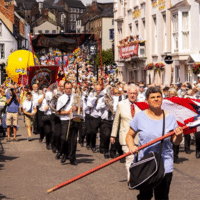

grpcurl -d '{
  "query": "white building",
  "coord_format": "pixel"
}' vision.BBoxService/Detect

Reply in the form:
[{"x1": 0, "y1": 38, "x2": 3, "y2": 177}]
[
  {"x1": 0, "y1": 19, "x2": 17, "y2": 64},
  {"x1": 114, "y1": 0, "x2": 172, "y2": 84},
  {"x1": 169, "y1": 0, "x2": 200, "y2": 84}
]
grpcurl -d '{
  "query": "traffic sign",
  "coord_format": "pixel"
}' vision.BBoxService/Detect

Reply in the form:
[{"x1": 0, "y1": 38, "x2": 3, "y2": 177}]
[{"x1": 164, "y1": 55, "x2": 173, "y2": 64}]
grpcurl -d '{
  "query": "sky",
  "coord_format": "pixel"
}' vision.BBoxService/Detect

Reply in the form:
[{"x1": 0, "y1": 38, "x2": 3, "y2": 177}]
[{"x1": 82, "y1": 0, "x2": 114, "y2": 6}]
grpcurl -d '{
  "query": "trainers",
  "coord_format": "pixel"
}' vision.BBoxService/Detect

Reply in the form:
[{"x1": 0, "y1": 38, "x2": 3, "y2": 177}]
[
  {"x1": 27, "y1": 137, "x2": 32, "y2": 141},
  {"x1": 6, "y1": 138, "x2": 11, "y2": 142},
  {"x1": 13, "y1": 138, "x2": 19, "y2": 142}
]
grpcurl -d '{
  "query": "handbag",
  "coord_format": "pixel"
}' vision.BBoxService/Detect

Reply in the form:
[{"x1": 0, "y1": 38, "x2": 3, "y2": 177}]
[{"x1": 129, "y1": 110, "x2": 165, "y2": 191}]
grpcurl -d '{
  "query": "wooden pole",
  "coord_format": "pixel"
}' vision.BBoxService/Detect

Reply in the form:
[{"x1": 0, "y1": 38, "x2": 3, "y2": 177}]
[{"x1": 47, "y1": 125, "x2": 187, "y2": 194}]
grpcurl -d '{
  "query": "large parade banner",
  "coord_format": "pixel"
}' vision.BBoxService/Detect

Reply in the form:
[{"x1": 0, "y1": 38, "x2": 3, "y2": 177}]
[
  {"x1": 118, "y1": 43, "x2": 139, "y2": 59},
  {"x1": 27, "y1": 66, "x2": 59, "y2": 89}
]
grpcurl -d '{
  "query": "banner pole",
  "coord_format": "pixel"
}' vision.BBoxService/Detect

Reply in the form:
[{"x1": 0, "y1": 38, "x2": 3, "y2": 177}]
[{"x1": 47, "y1": 125, "x2": 188, "y2": 194}]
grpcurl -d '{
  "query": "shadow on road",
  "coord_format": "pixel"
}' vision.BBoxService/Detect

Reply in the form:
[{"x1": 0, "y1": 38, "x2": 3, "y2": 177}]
[
  {"x1": 76, "y1": 153, "x2": 93, "y2": 158},
  {"x1": 0, "y1": 140, "x2": 19, "y2": 170},
  {"x1": 178, "y1": 157, "x2": 189, "y2": 163},
  {"x1": 0, "y1": 193, "x2": 14, "y2": 199}
]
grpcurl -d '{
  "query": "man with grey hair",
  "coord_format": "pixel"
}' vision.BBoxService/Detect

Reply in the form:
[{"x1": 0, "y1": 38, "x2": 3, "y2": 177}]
[{"x1": 110, "y1": 84, "x2": 141, "y2": 182}]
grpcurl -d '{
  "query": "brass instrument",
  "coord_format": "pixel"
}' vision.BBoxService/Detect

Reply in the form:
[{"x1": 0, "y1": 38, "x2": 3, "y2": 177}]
[
  {"x1": 104, "y1": 86, "x2": 115, "y2": 115},
  {"x1": 48, "y1": 89, "x2": 63, "y2": 113},
  {"x1": 72, "y1": 87, "x2": 83, "y2": 122}
]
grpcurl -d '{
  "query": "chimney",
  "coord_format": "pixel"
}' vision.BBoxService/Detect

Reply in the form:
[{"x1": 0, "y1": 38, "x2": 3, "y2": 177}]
[
  {"x1": 7, "y1": 0, "x2": 14, "y2": 24},
  {"x1": 38, "y1": 0, "x2": 44, "y2": 14}
]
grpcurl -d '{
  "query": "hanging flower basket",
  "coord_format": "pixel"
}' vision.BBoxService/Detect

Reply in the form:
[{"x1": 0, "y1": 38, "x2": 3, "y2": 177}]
[
  {"x1": 145, "y1": 62, "x2": 155, "y2": 70},
  {"x1": 192, "y1": 63, "x2": 200, "y2": 75},
  {"x1": 154, "y1": 62, "x2": 165, "y2": 72}
]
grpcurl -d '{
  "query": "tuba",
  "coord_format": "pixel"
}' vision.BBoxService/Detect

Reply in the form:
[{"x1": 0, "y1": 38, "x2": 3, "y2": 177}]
[{"x1": 104, "y1": 86, "x2": 115, "y2": 115}]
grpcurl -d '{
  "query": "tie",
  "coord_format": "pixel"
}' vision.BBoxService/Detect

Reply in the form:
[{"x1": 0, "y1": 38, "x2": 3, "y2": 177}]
[
  {"x1": 58, "y1": 95, "x2": 71, "y2": 112},
  {"x1": 131, "y1": 104, "x2": 135, "y2": 118},
  {"x1": 108, "y1": 110, "x2": 112, "y2": 120}
]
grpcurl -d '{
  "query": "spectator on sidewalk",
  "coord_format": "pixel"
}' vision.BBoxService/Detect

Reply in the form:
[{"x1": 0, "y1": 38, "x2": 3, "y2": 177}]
[{"x1": 6, "y1": 88, "x2": 20, "y2": 142}]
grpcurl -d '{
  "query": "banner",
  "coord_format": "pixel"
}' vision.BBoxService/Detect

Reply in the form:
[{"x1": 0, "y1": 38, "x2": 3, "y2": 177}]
[
  {"x1": 18, "y1": 74, "x2": 28, "y2": 86},
  {"x1": 118, "y1": 43, "x2": 139, "y2": 59},
  {"x1": 63, "y1": 56, "x2": 69, "y2": 69},
  {"x1": 54, "y1": 56, "x2": 62, "y2": 65},
  {"x1": 27, "y1": 66, "x2": 59, "y2": 90}
]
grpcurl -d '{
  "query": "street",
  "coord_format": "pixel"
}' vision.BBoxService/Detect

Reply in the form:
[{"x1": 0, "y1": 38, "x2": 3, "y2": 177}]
[{"x1": 0, "y1": 116, "x2": 200, "y2": 200}]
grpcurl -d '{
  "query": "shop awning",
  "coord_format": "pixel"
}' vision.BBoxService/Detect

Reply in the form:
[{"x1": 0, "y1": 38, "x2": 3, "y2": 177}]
[
  {"x1": 30, "y1": 33, "x2": 95, "y2": 53},
  {"x1": 187, "y1": 54, "x2": 200, "y2": 64}
]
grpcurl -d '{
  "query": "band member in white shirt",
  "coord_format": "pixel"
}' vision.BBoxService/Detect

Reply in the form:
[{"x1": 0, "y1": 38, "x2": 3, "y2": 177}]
[
  {"x1": 22, "y1": 92, "x2": 37, "y2": 141},
  {"x1": 56, "y1": 81, "x2": 79, "y2": 165},
  {"x1": 37, "y1": 86, "x2": 48, "y2": 143},
  {"x1": 86, "y1": 85, "x2": 102, "y2": 153}
]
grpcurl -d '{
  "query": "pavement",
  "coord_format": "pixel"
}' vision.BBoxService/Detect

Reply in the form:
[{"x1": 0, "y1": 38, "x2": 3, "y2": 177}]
[{"x1": 0, "y1": 116, "x2": 200, "y2": 200}]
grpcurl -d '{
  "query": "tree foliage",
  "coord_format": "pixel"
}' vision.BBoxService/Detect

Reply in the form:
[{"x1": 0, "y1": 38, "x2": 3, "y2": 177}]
[{"x1": 95, "y1": 48, "x2": 113, "y2": 66}]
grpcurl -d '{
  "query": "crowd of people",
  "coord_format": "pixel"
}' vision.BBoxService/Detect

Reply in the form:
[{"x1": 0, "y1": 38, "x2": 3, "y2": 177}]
[{"x1": 1, "y1": 74, "x2": 200, "y2": 199}]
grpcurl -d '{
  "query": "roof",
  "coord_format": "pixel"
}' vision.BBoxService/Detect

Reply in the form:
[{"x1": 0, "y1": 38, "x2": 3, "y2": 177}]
[
  {"x1": 32, "y1": 16, "x2": 57, "y2": 27},
  {"x1": 22, "y1": 1, "x2": 36, "y2": 10},
  {"x1": 187, "y1": 54, "x2": 200, "y2": 64},
  {"x1": 31, "y1": 33, "x2": 94, "y2": 53},
  {"x1": 64, "y1": 0, "x2": 85, "y2": 9},
  {"x1": 168, "y1": 0, "x2": 191, "y2": 11}
]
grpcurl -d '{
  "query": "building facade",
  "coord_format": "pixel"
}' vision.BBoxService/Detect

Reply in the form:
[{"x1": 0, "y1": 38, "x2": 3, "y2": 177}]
[{"x1": 114, "y1": 0, "x2": 172, "y2": 84}]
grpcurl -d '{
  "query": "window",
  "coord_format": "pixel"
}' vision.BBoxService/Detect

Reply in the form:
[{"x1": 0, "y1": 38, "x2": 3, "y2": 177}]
[
  {"x1": 45, "y1": 30, "x2": 49, "y2": 34},
  {"x1": 77, "y1": 8, "x2": 79, "y2": 13},
  {"x1": 77, "y1": 14, "x2": 79, "y2": 19},
  {"x1": 38, "y1": 30, "x2": 42, "y2": 34},
  {"x1": 61, "y1": 13, "x2": 65, "y2": 23},
  {"x1": 112, "y1": 19, "x2": 114, "y2": 25},
  {"x1": 152, "y1": 16, "x2": 157, "y2": 54},
  {"x1": 73, "y1": 14, "x2": 76, "y2": 21},
  {"x1": 70, "y1": 14, "x2": 73, "y2": 21},
  {"x1": 142, "y1": 19, "x2": 146, "y2": 40},
  {"x1": 70, "y1": 8, "x2": 73, "y2": 12},
  {"x1": 129, "y1": 23, "x2": 132, "y2": 35},
  {"x1": 163, "y1": 14, "x2": 167, "y2": 52},
  {"x1": 172, "y1": 13, "x2": 178, "y2": 52},
  {"x1": 73, "y1": 8, "x2": 76, "y2": 12},
  {"x1": 0, "y1": 44, "x2": 4, "y2": 59},
  {"x1": 0, "y1": 22, "x2": 2, "y2": 36},
  {"x1": 135, "y1": 21, "x2": 138, "y2": 35},
  {"x1": 52, "y1": 30, "x2": 56, "y2": 34},
  {"x1": 109, "y1": 29, "x2": 114, "y2": 40},
  {"x1": 80, "y1": 9, "x2": 83, "y2": 13},
  {"x1": 182, "y1": 12, "x2": 189, "y2": 50}
]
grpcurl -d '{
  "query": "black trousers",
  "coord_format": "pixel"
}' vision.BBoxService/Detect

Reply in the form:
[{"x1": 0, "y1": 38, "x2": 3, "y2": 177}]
[
  {"x1": 37, "y1": 110, "x2": 45, "y2": 140},
  {"x1": 173, "y1": 144, "x2": 179, "y2": 161},
  {"x1": 85, "y1": 114, "x2": 91, "y2": 147},
  {"x1": 79, "y1": 121, "x2": 87, "y2": 144},
  {"x1": 195, "y1": 131, "x2": 200, "y2": 151},
  {"x1": 184, "y1": 134, "x2": 191, "y2": 151},
  {"x1": 33, "y1": 107, "x2": 39, "y2": 134},
  {"x1": 100, "y1": 119, "x2": 113, "y2": 153},
  {"x1": 51, "y1": 114, "x2": 61, "y2": 151},
  {"x1": 43, "y1": 117, "x2": 52, "y2": 146},
  {"x1": 60, "y1": 120, "x2": 79, "y2": 162},
  {"x1": 137, "y1": 173, "x2": 173, "y2": 200},
  {"x1": 90, "y1": 116, "x2": 101, "y2": 149}
]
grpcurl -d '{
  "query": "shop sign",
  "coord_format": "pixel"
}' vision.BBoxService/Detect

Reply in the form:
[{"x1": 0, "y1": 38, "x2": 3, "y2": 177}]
[{"x1": 118, "y1": 43, "x2": 139, "y2": 59}]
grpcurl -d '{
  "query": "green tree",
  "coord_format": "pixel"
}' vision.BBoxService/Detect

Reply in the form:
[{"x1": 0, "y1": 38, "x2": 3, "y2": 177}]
[{"x1": 95, "y1": 48, "x2": 113, "y2": 66}]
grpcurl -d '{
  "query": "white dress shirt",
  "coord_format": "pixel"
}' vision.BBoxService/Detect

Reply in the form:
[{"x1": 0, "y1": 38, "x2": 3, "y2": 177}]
[
  {"x1": 22, "y1": 99, "x2": 36, "y2": 113},
  {"x1": 137, "y1": 91, "x2": 146, "y2": 102},
  {"x1": 87, "y1": 95, "x2": 101, "y2": 118},
  {"x1": 56, "y1": 93, "x2": 74, "y2": 121}
]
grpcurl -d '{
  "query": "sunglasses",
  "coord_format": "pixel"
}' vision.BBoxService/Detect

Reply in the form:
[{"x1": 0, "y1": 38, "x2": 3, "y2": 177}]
[
  {"x1": 123, "y1": 90, "x2": 127, "y2": 93},
  {"x1": 139, "y1": 86, "x2": 144, "y2": 88}
]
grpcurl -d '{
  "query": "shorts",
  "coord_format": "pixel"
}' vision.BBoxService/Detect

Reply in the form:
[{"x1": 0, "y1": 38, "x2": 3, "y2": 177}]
[
  {"x1": 6, "y1": 112, "x2": 18, "y2": 126},
  {"x1": 24, "y1": 115, "x2": 34, "y2": 127}
]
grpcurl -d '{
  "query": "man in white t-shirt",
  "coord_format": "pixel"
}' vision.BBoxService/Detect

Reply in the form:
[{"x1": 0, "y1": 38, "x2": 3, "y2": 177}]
[
  {"x1": 137, "y1": 83, "x2": 146, "y2": 102},
  {"x1": 23, "y1": 92, "x2": 37, "y2": 141}
]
